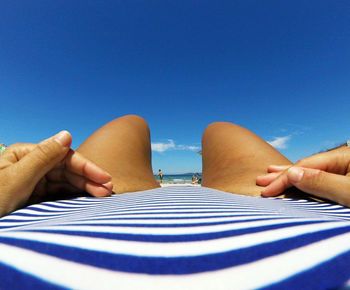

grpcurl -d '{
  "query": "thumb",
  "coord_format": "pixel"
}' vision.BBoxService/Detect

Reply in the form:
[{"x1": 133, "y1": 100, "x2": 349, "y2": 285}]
[
  {"x1": 287, "y1": 167, "x2": 350, "y2": 206},
  {"x1": 13, "y1": 131, "x2": 72, "y2": 186}
]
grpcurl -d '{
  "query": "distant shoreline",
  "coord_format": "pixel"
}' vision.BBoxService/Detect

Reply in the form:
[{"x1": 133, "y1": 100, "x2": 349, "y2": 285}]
[
  {"x1": 160, "y1": 183, "x2": 201, "y2": 187},
  {"x1": 154, "y1": 173, "x2": 202, "y2": 185},
  {"x1": 153, "y1": 173, "x2": 202, "y2": 176}
]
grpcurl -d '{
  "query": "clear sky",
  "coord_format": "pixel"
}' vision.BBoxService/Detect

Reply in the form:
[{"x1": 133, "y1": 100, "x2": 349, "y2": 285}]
[{"x1": 0, "y1": 1, "x2": 349, "y2": 174}]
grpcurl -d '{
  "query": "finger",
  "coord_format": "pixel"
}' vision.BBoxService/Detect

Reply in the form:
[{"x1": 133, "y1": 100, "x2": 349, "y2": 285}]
[
  {"x1": 256, "y1": 172, "x2": 281, "y2": 186},
  {"x1": 0, "y1": 143, "x2": 36, "y2": 169},
  {"x1": 46, "y1": 168, "x2": 67, "y2": 183},
  {"x1": 33, "y1": 183, "x2": 84, "y2": 203},
  {"x1": 32, "y1": 177, "x2": 48, "y2": 201},
  {"x1": 64, "y1": 171, "x2": 113, "y2": 197},
  {"x1": 283, "y1": 167, "x2": 350, "y2": 206},
  {"x1": 267, "y1": 165, "x2": 291, "y2": 173},
  {"x1": 11, "y1": 131, "x2": 72, "y2": 188},
  {"x1": 263, "y1": 150, "x2": 350, "y2": 196},
  {"x1": 295, "y1": 150, "x2": 350, "y2": 174},
  {"x1": 261, "y1": 170, "x2": 292, "y2": 197},
  {"x1": 46, "y1": 182, "x2": 83, "y2": 195},
  {"x1": 46, "y1": 166, "x2": 113, "y2": 196},
  {"x1": 30, "y1": 181, "x2": 81, "y2": 204},
  {"x1": 64, "y1": 150, "x2": 112, "y2": 184}
]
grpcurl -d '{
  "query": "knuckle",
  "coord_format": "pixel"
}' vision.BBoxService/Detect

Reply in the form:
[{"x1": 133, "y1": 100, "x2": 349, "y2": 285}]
[
  {"x1": 35, "y1": 141, "x2": 60, "y2": 164},
  {"x1": 7, "y1": 143, "x2": 35, "y2": 155},
  {"x1": 10, "y1": 142, "x2": 32, "y2": 148},
  {"x1": 8, "y1": 143, "x2": 22, "y2": 150},
  {"x1": 297, "y1": 153, "x2": 325, "y2": 167},
  {"x1": 34, "y1": 146, "x2": 50, "y2": 166},
  {"x1": 296, "y1": 155, "x2": 315, "y2": 166},
  {"x1": 305, "y1": 169, "x2": 324, "y2": 188}
]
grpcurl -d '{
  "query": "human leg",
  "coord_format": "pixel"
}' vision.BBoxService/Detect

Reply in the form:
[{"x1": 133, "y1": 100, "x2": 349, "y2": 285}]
[
  {"x1": 201, "y1": 122, "x2": 292, "y2": 197},
  {"x1": 77, "y1": 115, "x2": 159, "y2": 194}
]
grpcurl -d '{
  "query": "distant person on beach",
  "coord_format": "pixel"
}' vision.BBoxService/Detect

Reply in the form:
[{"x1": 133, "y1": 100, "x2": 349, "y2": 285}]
[
  {"x1": 192, "y1": 174, "x2": 198, "y2": 184},
  {"x1": 158, "y1": 169, "x2": 164, "y2": 184},
  {"x1": 1, "y1": 114, "x2": 350, "y2": 217},
  {"x1": 195, "y1": 173, "x2": 202, "y2": 185}
]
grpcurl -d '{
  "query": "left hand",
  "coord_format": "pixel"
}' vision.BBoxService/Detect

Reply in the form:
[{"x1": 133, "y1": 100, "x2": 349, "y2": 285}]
[
  {"x1": 256, "y1": 147, "x2": 350, "y2": 206},
  {"x1": 0, "y1": 131, "x2": 113, "y2": 216}
]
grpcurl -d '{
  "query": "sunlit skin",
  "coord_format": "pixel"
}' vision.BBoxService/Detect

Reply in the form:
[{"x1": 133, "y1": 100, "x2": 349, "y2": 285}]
[
  {"x1": 201, "y1": 122, "x2": 292, "y2": 197},
  {"x1": 0, "y1": 131, "x2": 113, "y2": 216},
  {"x1": 257, "y1": 146, "x2": 350, "y2": 206},
  {"x1": 0, "y1": 115, "x2": 165, "y2": 216},
  {"x1": 0, "y1": 115, "x2": 168, "y2": 217},
  {"x1": 201, "y1": 122, "x2": 350, "y2": 207},
  {"x1": 1, "y1": 115, "x2": 349, "y2": 217}
]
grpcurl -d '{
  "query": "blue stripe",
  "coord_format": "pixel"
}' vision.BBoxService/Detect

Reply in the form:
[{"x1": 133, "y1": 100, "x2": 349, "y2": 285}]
[
  {"x1": 0, "y1": 261, "x2": 65, "y2": 290},
  {"x1": 0, "y1": 186, "x2": 349, "y2": 289},
  {"x1": 263, "y1": 250, "x2": 350, "y2": 290},
  {"x1": 0, "y1": 226, "x2": 349, "y2": 276},
  {"x1": 7, "y1": 220, "x2": 325, "y2": 242}
]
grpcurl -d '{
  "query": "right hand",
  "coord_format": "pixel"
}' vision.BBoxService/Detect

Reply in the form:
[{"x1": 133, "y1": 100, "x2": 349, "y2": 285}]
[
  {"x1": 0, "y1": 131, "x2": 113, "y2": 216},
  {"x1": 256, "y1": 147, "x2": 350, "y2": 207}
]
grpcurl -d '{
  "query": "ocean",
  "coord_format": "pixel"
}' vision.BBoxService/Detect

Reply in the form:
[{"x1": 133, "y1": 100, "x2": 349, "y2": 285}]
[{"x1": 154, "y1": 173, "x2": 202, "y2": 184}]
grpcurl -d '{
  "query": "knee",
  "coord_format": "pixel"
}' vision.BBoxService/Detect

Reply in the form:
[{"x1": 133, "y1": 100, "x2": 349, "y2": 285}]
[
  {"x1": 111, "y1": 115, "x2": 150, "y2": 130},
  {"x1": 202, "y1": 121, "x2": 242, "y2": 141}
]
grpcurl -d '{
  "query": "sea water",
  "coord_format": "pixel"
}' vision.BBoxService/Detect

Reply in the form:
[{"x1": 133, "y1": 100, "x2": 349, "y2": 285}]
[{"x1": 154, "y1": 174, "x2": 202, "y2": 184}]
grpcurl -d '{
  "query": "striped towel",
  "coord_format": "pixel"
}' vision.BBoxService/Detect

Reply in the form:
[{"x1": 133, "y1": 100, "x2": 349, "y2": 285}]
[{"x1": 0, "y1": 186, "x2": 349, "y2": 289}]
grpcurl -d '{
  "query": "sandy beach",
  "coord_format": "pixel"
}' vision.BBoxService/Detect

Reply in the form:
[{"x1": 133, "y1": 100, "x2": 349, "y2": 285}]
[{"x1": 160, "y1": 183, "x2": 201, "y2": 187}]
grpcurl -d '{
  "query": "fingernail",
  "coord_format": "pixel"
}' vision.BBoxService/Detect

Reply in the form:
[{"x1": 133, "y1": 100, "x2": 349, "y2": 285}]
[
  {"x1": 54, "y1": 131, "x2": 71, "y2": 147},
  {"x1": 270, "y1": 165, "x2": 289, "y2": 170},
  {"x1": 288, "y1": 167, "x2": 304, "y2": 183},
  {"x1": 89, "y1": 163, "x2": 112, "y2": 180},
  {"x1": 103, "y1": 181, "x2": 113, "y2": 190},
  {"x1": 260, "y1": 187, "x2": 270, "y2": 197}
]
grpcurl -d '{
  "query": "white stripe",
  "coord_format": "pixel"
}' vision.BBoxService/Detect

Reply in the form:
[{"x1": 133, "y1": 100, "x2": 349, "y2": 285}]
[
  {"x1": 1, "y1": 221, "x2": 349, "y2": 257},
  {"x1": 221, "y1": 231, "x2": 350, "y2": 289},
  {"x1": 1, "y1": 196, "x2": 343, "y2": 230},
  {"x1": 4, "y1": 217, "x2": 323, "y2": 237},
  {"x1": 7, "y1": 193, "x2": 348, "y2": 220},
  {"x1": 4, "y1": 206, "x2": 343, "y2": 227},
  {"x1": 0, "y1": 206, "x2": 273, "y2": 225},
  {"x1": 1, "y1": 201, "x2": 346, "y2": 230},
  {"x1": 38, "y1": 215, "x2": 320, "y2": 225},
  {"x1": 0, "y1": 212, "x2": 278, "y2": 228},
  {"x1": 0, "y1": 203, "x2": 273, "y2": 225},
  {"x1": 0, "y1": 231, "x2": 350, "y2": 289},
  {"x1": 0, "y1": 214, "x2": 278, "y2": 228},
  {"x1": 0, "y1": 215, "x2": 315, "y2": 227},
  {"x1": 7, "y1": 204, "x2": 271, "y2": 217}
]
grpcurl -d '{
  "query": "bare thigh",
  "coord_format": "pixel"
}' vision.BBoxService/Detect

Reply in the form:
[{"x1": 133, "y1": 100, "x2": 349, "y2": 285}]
[
  {"x1": 77, "y1": 115, "x2": 159, "y2": 194},
  {"x1": 202, "y1": 122, "x2": 292, "y2": 197}
]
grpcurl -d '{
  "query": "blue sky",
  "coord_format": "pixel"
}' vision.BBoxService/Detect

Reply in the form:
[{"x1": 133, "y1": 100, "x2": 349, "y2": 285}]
[{"x1": 0, "y1": 1, "x2": 349, "y2": 174}]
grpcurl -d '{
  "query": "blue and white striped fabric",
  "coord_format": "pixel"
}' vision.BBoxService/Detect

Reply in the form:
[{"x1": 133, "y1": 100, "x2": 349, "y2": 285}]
[{"x1": 0, "y1": 186, "x2": 350, "y2": 289}]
